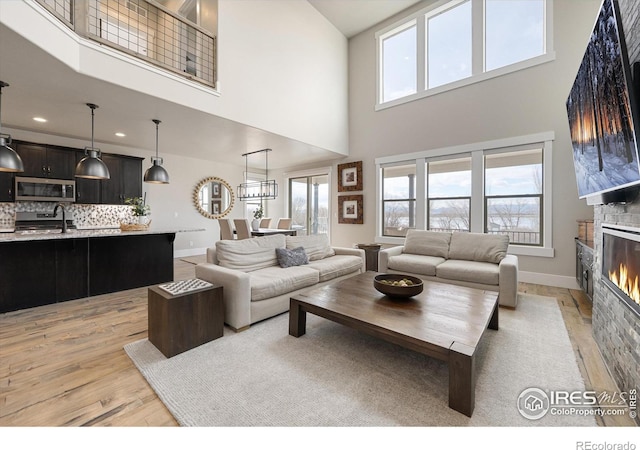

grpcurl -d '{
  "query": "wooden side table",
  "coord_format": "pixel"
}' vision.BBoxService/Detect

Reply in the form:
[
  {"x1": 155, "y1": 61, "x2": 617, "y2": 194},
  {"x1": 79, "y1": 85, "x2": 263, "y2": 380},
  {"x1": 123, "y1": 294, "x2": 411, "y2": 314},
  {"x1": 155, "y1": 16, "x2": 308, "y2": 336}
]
[
  {"x1": 357, "y1": 243, "x2": 382, "y2": 272},
  {"x1": 148, "y1": 282, "x2": 224, "y2": 358}
]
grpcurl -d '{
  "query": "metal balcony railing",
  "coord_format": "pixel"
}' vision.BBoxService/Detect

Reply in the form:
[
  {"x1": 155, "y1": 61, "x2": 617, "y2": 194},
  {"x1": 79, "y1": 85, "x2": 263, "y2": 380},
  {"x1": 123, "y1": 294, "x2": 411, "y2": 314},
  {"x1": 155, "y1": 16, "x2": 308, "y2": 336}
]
[{"x1": 35, "y1": 0, "x2": 216, "y2": 88}]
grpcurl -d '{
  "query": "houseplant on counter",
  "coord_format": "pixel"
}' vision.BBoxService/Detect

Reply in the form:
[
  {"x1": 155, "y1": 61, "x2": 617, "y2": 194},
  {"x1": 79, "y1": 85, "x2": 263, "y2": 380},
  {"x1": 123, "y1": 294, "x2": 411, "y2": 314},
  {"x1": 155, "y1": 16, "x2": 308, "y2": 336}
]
[
  {"x1": 252, "y1": 205, "x2": 264, "y2": 231},
  {"x1": 124, "y1": 196, "x2": 151, "y2": 228}
]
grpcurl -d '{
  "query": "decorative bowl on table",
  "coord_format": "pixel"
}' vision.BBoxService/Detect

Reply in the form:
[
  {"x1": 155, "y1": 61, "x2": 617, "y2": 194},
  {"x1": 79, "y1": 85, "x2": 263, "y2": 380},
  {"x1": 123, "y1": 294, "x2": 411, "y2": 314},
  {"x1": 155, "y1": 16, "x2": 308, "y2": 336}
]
[{"x1": 373, "y1": 274, "x2": 424, "y2": 298}]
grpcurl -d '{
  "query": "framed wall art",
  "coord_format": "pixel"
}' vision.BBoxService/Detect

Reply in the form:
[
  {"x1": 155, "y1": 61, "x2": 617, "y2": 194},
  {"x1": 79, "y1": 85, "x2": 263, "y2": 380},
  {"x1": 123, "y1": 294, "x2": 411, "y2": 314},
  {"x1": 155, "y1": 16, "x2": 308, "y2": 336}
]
[
  {"x1": 212, "y1": 182, "x2": 221, "y2": 199},
  {"x1": 338, "y1": 195, "x2": 363, "y2": 224},
  {"x1": 212, "y1": 200, "x2": 221, "y2": 215},
  {"x1": 337, "y1": 161, "x2": 362, "y2": 192}
]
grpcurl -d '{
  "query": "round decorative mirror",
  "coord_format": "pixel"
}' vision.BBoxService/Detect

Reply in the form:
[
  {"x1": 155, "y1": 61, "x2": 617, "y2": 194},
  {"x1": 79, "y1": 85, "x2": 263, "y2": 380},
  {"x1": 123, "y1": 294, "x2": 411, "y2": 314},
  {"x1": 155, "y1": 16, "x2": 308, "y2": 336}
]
[{"x1": 193, "y1": 177, "x2": 235, "y2": 219}]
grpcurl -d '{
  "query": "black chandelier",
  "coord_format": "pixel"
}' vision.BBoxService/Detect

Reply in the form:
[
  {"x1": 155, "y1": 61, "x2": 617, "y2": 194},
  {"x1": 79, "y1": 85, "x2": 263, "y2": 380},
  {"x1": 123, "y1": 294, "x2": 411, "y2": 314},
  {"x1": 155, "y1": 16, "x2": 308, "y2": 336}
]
[{"x1": 237, "y1": 148, "x2": 278, "y2": 201}]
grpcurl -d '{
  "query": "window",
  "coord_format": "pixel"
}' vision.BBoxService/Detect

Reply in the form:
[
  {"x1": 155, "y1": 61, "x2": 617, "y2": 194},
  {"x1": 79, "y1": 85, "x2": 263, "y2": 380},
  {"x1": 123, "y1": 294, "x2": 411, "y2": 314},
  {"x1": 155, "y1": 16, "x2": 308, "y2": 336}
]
[
  {"x1": 427, "y1": 157, "x2": 472, "y2": 232},
  {"x1": 375, "y1": 132, "x2": 554, "y2": 257},
  {"x1": 485, "y1": 149, "x2": 542, "y2": 245},
  {"x1": 380, "y1": 21, "x2": 417, "y2": 103},
  {"x1": 427, "y1": 1, "x2": 472, "y2": 89},
  {"x1": 289, "y1": 174, "x2": 329, "y2": 235},
  {"x1": 382, "y1": 164, "x2": 416, "y2": 237},
  {"x1": 485, "y1": 0, "x2": 545, "y2": 71},
  {"x1": 244, "y1": 172, "x2": 265, "y2": 219},
  {"x1": 376, "y1": 0, "x2": 552, "y2": 108}
]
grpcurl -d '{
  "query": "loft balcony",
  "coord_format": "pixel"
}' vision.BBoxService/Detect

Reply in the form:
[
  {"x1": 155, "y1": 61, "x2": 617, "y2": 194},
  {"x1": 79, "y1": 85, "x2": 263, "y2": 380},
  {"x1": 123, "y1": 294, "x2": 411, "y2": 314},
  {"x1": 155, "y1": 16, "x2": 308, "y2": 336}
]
[{"x1": 35, "y1": 0, "x2": 216, "y2": 89}]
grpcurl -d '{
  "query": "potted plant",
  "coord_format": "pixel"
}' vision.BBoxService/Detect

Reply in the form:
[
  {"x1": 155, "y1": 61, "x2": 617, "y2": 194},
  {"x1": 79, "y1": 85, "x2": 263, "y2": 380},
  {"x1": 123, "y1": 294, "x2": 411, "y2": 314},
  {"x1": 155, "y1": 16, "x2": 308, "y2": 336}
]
[
  {"x1": 125, "y1": 196, "x2": 151, "y2": 225},
  {"x1": 252, "y1": 205, "x2": 264, "y2": 231}
]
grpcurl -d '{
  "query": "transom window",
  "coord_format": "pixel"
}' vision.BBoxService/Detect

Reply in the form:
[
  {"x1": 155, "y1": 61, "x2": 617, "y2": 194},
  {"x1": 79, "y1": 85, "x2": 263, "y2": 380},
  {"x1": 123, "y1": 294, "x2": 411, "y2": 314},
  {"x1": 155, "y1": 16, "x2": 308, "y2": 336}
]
[
  {"x1": 377, "y1": 0, "x2": 552, "y2": 108},
  {"x1": 381, "y1": 21, "x2": 417, "y2": 103}
]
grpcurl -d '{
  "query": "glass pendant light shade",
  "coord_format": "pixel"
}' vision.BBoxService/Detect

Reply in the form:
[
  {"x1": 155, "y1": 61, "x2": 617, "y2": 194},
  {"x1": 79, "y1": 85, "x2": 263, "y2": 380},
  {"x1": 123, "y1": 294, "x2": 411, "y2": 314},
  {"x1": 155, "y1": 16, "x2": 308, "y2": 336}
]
[
  {"x1": 144, "y1": 119, "x2": 169, "y2": 184},
  {"x1": 0, "y1": 81, "x2": 25, "y2": 173},
  {"x1": 76, "y1": 103, "x2": 110, "y2": 180}
]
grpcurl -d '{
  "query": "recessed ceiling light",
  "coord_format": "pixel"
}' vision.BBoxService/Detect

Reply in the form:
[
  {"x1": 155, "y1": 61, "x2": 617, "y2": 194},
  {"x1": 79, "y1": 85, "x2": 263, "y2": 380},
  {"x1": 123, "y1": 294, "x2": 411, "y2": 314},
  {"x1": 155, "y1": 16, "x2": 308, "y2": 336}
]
[
  {"x1": 115, "y1": 132, "x2": 126, "y2": 137},
  {"x1": 33, "y1": 117, "x2": 47, "y2": 123}
]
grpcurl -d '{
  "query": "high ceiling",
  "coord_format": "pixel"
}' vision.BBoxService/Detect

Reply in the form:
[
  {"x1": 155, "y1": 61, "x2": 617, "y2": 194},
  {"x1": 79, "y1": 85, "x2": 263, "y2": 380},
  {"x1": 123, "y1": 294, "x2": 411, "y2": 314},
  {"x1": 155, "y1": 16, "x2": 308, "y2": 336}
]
[
  {"x1": 308, "y1": 0, "x2": 423, "y2": 37},
  {"x1": 0, "y1": 1, "x2": 422, "y2": 170}
]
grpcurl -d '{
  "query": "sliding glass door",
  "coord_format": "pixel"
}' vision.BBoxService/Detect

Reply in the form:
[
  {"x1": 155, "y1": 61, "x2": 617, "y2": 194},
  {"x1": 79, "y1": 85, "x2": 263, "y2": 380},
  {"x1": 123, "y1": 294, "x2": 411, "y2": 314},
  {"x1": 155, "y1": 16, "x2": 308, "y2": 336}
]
[{"x1": 289, "y1": 174, "x2": 329, "y2": 236}]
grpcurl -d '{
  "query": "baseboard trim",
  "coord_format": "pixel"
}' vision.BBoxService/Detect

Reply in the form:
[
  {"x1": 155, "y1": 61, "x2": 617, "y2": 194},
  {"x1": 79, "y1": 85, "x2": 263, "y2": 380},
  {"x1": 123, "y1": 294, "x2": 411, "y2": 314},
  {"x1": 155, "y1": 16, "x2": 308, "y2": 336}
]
[
  {"x1": 519, "y1": 270, "x2": 580, "y2": 290},
  {"x1": 175, "y1": 248, "x2": 207, "y2": 258}
]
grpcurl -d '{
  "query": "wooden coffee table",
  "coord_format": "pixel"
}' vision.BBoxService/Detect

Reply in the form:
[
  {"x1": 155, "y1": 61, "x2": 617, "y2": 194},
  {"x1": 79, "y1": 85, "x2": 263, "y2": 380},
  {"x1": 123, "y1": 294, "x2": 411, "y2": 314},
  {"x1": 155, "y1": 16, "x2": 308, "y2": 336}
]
[{"x1": 289, "y1": 271, "x2": 498, "y2": 417}]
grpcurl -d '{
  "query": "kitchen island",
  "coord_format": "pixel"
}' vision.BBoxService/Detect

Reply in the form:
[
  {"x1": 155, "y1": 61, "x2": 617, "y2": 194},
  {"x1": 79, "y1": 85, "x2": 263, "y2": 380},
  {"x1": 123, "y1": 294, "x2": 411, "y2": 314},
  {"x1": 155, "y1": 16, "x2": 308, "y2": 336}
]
[{"x1": 0, "y1": 227, "x2": 203, "y2": 313}]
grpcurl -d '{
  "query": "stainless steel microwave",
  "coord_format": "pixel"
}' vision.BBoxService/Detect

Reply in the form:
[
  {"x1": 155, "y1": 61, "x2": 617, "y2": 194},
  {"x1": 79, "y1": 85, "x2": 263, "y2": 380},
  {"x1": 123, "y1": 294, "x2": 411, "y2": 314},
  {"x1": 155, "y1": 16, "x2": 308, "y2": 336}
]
[{"x1": 15, "y1": 177, "x2": 75, "y2": 202}]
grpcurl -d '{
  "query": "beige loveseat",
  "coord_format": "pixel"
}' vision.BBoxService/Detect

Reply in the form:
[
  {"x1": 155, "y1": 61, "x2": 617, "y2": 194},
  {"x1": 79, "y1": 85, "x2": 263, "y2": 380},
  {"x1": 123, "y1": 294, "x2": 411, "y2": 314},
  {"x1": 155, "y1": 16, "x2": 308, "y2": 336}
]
[
  {"x1": 195, "y1": 234, "x2": 365, "y2": 331},
  {"x1": 378, "y1": 229, "x2": 519, "y2": 308}
]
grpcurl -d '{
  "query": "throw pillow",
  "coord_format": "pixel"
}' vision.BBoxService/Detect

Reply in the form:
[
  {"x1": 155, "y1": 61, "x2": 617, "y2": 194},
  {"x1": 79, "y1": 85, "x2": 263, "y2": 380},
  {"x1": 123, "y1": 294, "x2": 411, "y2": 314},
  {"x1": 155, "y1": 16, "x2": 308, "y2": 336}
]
[
  {"x1": 403, "y1": 229, "x2": 451, "y2": 258},
  {"x1": 448, "y1": 232, "x2": 509, "y2": 263},
  {"x1": 216, "y1": 234, "x2": 286, "y2": 272},
  {"x1": 276, "y1": 246, "x2": 309, "y2": 268}
]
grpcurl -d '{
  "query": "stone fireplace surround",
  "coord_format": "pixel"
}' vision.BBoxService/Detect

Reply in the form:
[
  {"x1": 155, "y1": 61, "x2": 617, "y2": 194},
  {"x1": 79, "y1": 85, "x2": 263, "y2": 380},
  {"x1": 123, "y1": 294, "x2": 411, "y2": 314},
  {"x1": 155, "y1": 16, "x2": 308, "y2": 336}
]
[{"x1": 593, "y1": 200, "x2": 640, "y2": 425}]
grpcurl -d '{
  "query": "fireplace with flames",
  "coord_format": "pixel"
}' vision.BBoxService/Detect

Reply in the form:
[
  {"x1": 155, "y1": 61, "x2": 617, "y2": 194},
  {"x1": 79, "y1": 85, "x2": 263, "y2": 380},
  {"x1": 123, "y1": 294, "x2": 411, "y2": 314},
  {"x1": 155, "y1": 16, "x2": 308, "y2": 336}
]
[{"x1": 602, "y1": 224, "x2": 640, "y2": 317}]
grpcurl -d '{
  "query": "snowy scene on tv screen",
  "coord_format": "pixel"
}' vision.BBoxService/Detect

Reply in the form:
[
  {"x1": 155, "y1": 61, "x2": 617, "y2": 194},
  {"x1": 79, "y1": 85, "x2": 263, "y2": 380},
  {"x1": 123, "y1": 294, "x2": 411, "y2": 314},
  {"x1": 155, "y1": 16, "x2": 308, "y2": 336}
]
[{"x1": 566, "y1": 0, "x2": 640, "y2": 198}]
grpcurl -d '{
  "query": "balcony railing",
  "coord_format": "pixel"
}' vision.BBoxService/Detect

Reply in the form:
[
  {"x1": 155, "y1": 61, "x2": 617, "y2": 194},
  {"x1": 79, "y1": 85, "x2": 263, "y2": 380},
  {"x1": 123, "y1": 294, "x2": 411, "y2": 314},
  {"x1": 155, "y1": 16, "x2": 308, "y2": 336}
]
[
  {"x1": 35, "y1": 0, "x2": 216, "y2": 88},
  {"x1": 383, "y1": 226, "x2": 541, "y2": 245}
]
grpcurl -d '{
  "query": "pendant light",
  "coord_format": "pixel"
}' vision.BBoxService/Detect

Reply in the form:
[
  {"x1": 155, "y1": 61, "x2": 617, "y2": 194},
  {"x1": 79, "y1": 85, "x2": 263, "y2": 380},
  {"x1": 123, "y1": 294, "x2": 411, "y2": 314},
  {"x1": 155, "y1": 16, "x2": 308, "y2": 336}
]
[
  {"x1": 144, "y1": 119, "x2": 170, "y2": 184},
  {"x1": 0, "y1": 81, "x2": 25, "y2": 173},
  {"x1": 75, "y1": 103, "x2": 110, "y2": 180}
]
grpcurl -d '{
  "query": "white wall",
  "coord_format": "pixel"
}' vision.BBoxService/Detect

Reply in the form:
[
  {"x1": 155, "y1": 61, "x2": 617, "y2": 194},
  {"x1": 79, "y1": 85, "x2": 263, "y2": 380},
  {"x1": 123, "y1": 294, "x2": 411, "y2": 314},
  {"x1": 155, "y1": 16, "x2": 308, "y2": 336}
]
[
  {"x1": 0, "y1": 0, "x2": 348, "y2": 155},
  {"x1": 332, "y1": 0, "x2": 598, "y2": 286},
  {"x1": 216, "y1": 0, "x2": 348, "y2": 154}
]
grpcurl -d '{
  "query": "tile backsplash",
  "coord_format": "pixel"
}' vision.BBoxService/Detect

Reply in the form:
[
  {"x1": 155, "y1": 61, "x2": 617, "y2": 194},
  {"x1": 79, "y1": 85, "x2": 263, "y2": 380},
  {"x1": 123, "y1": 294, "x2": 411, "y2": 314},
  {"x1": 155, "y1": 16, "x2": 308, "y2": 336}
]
[{"x1": 0, "y1": 202, "x2": 137, "y2": 229}]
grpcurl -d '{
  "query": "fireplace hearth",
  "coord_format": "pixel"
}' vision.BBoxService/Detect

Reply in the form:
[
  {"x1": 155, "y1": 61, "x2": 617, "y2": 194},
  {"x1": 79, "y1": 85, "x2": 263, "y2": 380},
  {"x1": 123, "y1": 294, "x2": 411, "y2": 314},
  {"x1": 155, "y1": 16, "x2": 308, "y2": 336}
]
[{"x1": 602, "y1": 224, "x2": 640, "y2": 317}]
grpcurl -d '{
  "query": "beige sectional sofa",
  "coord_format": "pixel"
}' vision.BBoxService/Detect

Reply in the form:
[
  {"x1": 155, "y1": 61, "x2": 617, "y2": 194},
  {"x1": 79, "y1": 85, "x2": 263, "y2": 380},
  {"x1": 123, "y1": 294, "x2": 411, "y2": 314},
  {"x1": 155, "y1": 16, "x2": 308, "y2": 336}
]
[
  {"x1": 195, "y1": 234, "x2": 365, "y2": 331},
  {"x1": 378, "y1": 229, "x2": 519, "y2": 308}
]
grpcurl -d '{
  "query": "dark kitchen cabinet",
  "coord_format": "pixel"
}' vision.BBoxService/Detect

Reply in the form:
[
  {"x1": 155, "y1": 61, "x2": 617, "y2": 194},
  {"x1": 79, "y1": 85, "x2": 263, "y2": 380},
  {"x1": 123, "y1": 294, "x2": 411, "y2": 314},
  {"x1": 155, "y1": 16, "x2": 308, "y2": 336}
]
[
  {"x1": 100, "y1": 154, "x2": 142, "y2": 204},
  {"x1": 0, "y1": 239, "x2": 87, "y2": 313},
  {"x1": 122, "y1": 156, "x2": 143, "y2": 200},
  {"x1": 4, "y1": 140, "x2": 142, "y2": 205},
  {"x1": 75, "y1": 150, "x2": 101, "y2": 204},
  {"x1": 14, "y1": 142, "x2": 75, "y2": 179},
  {"x1": 0, "y1": 172, "x2": 13, "y2": 201},
  {"x1": 0, "y1": 233, "x2": 174, "y2": 314},
  {"x1": 100, "y1": 154, "x2": 123, "y2": 204}
]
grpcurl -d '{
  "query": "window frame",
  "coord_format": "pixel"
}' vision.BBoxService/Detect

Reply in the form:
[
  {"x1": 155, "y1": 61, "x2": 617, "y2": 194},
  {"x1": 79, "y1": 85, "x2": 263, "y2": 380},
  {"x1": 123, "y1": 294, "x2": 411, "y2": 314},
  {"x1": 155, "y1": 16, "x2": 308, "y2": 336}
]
[
  {"x1": 378, "y1": 19, "x2": 418, "y2": 104},
  {"x1": 426, "y1": 155, "x2": 473, "y2": 233},
  {"x1": 375, "y1": 0, "x2": 554, "y2": 110},
  {"x1": 483, "y1": 146, "x2": 544, "y2": 246},
  {"x1": 375, "y1": 132, "x2": 555, "y2": 257},
  {"x1": 381, "y1": 162, "x2": 418, "y2": 237}
]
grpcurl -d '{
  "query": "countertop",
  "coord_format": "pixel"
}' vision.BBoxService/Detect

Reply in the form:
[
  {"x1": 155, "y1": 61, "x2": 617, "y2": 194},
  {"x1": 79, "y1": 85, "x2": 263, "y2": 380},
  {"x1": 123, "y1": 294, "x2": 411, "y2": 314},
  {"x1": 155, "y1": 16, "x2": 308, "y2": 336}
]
[{"x1": 0, "y1": 227, "x2": 205, "y2": 243}]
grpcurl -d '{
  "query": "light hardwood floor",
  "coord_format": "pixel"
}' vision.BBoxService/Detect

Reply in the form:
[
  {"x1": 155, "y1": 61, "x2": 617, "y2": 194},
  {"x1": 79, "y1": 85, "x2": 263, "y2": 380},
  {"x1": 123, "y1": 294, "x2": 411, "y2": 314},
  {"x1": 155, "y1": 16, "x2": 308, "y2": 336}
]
[{"x1": 0, "y1": 257, "x2": 635, "y2": 426}]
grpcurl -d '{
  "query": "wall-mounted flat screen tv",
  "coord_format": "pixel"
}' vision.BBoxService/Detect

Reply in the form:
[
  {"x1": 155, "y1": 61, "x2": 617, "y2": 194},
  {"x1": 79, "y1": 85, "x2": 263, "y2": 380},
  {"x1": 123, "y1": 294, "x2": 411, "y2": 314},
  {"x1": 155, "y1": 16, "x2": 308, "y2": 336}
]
[{"x1": 566, "y1": 0, "x2": 640, "y2": 199}]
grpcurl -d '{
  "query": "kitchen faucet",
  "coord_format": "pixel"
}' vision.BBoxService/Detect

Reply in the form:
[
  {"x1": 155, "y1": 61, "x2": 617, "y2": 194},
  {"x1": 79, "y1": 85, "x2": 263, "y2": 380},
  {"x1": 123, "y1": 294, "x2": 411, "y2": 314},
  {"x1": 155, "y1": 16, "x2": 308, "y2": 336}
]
[{"x1": 53, "y1": 203, "x2": 67, "y2": 233}]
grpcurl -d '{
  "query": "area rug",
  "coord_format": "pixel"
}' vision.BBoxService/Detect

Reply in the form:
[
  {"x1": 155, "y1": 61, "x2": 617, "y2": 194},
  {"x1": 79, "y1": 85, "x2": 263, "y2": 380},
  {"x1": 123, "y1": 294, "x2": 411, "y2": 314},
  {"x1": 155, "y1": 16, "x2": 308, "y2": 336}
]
[{"x1": 124, "y1": 293, "x2": 596, "y2": 426}]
